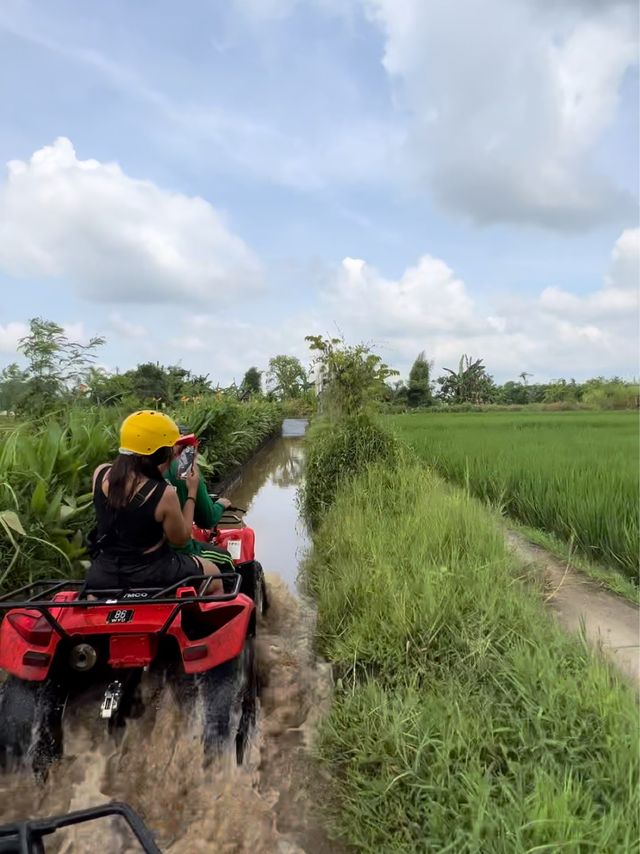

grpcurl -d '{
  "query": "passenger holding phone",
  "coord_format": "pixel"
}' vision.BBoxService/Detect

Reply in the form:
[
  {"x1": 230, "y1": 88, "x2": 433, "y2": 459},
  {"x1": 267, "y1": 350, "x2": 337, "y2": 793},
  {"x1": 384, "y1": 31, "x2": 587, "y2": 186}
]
[
  {"x1": 85, "y1": 411, "x2": 223, "y2": 592},
  {"x1": 164, "y1": 426, "x2": 236, "y2": 574}
]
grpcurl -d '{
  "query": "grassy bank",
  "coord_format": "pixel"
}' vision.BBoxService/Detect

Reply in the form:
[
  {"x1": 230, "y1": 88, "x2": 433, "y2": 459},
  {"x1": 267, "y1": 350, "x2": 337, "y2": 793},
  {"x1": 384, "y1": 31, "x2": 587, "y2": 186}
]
[
  {"x1": 0, "y1": 398, "x2": 282, "y2": 591},
  {"x1": 306, "y1": 454, "x2": 638, "y2": 851},
  {"x1": 386, "y1": 410, "x2": 639, "y2": 585}
]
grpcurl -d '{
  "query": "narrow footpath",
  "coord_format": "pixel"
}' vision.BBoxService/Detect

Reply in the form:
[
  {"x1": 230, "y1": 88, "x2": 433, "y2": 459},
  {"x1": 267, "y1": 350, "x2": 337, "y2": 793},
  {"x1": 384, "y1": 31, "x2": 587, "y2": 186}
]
[{"x1": 506, "y1": 530, "x2": 640, "y2": 687}]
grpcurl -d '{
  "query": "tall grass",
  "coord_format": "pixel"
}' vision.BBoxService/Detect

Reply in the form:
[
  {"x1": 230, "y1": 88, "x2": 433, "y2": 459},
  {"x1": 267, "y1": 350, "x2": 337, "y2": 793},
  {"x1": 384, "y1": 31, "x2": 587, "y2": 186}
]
[
  {"x1": 387, "y1": 410, "x2": 639, "y2": 582},
  {"x1": 0, "y1": 398, "x2": 282, "y2": 591},
  {"x1": 306, "y1": 460, "x2": 639, "y2": 852},
  {"x1": 301, "y1": 414, "x2": 400, "y2": 528}
]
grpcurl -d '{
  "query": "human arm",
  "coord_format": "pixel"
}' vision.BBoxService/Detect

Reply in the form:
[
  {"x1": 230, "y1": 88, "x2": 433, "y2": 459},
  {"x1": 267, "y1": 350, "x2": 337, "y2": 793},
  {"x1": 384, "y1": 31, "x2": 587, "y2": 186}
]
[
  {"x1": 193, "y1": 476, "x2": 231, "y2": 528},
  {"x1": 167, "y1": 458, "x2": 230, "y2": 528},
  {"x1": 92, "y1": 463, "x2": 110, "y2": 491},
  {"x1": 157, "y1": 467, "x2": 200, "y2": 547}
]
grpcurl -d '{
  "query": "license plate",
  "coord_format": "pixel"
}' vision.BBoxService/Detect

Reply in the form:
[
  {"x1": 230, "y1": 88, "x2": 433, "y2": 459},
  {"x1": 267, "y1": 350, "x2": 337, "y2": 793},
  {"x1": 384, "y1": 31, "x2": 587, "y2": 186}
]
[
  {"x1": 227, "y1": 539, "x2": 242, "y2": 561},
  {"x1": 107, "y1": 608, "x2": 134, "y2": 624}
]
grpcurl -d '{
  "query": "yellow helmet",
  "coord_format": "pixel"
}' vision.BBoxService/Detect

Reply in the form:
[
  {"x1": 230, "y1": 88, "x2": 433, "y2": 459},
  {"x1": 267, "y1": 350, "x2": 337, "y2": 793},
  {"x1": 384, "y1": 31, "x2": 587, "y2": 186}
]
[{"x1": 119, "y1": 410, "x2": 180, "y2": 456}]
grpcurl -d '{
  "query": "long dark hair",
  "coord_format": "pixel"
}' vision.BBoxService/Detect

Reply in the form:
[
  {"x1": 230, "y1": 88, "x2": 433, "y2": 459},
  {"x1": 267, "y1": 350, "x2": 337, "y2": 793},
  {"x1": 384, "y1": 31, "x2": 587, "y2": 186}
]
[{"x1": 107, "y1": 446, "x2": 172, "y2": 510}]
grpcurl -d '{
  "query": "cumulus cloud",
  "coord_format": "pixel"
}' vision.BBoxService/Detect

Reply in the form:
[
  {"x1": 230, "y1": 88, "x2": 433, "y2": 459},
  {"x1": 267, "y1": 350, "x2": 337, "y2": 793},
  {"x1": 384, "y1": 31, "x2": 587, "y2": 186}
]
[
  {"x1": 0, "y1": 322, "x2": 28, "y2": 354},
  {"x1": 321, "y1": 228, "x2": 639, "y2": 379},
  {"x1": 324, "y1": 255, "x2": 479, "y2": 337},
  {"x1": 364, "y1": 0, "x2": 638, "y2": 228},
  {"x1": 0, "y1": 138, "x2": 262, "y2": 302},
  {"x1": 538, "y1": 227, "x2": 639, "y2": 324}
]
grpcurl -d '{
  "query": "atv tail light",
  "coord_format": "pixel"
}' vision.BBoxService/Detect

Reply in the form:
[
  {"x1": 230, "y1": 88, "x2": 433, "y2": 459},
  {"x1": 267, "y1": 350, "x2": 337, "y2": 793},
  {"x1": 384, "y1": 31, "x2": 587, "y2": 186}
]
[
  {"x1": 8, "y1": 612, "x2": 53, "y2": 646},
  {"x1": 183, "y1": 644, "x2": 208, "y2": 662},
  {"x1": 23, "y1": 651, "x2": 51, "y2": 667}
]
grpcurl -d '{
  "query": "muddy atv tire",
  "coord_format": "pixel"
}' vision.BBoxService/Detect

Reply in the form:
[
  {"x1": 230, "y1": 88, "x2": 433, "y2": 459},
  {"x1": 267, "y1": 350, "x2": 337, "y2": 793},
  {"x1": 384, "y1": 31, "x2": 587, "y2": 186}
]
[
  {"x1": 199, "y1": 638, "x2": 258, "y2": 765},
  {"x1": 238, "y1": 560, "x2": 268, "y2": 617},
  {"x1": 0, "y1": 677, "x2": 65, "y2": 777}
]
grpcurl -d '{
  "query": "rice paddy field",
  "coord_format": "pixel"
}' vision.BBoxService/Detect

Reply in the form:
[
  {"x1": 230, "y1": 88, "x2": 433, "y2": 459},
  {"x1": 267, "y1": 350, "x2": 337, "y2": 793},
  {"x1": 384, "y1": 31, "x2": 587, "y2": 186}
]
[{"x1": 385, "y1": 411, "x2": 639, "y2": 585}]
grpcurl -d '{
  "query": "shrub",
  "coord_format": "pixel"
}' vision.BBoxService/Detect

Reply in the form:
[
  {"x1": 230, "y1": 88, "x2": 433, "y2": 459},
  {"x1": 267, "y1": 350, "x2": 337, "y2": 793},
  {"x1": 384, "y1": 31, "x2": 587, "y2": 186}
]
[{"x1": 301, "y1": 415, "x2": 400, "y2": 528}]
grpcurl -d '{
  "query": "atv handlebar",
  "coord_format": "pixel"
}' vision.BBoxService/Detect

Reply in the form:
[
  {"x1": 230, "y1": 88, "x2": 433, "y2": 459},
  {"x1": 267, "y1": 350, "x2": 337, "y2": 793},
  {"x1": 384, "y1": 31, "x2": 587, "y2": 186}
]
[{"x1": 0, "y1": 801, "x2": 161, "y2": 854}]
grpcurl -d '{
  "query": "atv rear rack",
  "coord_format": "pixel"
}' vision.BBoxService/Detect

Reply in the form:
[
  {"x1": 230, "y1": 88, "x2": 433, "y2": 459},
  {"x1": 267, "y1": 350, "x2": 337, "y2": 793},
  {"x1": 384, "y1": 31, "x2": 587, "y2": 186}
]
[
  {"x1": 0, "y1": 801, "x2": 161, "y2": 853},
  {"x1": 0, "y1": 575, "x2": 242, "y2": 641}
]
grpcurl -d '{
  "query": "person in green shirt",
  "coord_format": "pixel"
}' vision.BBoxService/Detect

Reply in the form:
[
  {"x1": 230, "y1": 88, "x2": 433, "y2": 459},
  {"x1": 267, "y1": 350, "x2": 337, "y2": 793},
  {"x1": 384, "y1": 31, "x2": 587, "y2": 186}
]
[{"x1": 165, "y1": 455, "x2": 236, "y2": 574}]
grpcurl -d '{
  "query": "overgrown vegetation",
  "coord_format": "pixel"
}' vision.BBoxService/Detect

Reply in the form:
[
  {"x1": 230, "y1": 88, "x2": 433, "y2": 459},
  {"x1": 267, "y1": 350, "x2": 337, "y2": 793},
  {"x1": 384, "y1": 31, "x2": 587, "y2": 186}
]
[
  {"x1": 387, "y1": 410, "x2": 639, "y2": 583},
  {"x1": 301, "y1": 415, "x2": 399, "y2": 528},
  {"x1": 0, "y1": 397, "x2": 281, "y2": 591},
  {"x1": 307, "y1": 334, "x2": 397, "y2": 417},
  {"x1": 305, "y1": 457, "x2": 639, "y2": 852},
  {"x1": 301, "y1": 335, "x2": 400, "y2": 526}
]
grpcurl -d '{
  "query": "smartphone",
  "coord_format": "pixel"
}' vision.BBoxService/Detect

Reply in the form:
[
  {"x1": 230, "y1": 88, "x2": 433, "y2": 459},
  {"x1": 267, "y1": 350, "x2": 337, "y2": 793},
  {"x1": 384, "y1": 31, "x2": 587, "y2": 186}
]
[{"x1": 176, "y1": 445, "x2": 197, "y2": 479}]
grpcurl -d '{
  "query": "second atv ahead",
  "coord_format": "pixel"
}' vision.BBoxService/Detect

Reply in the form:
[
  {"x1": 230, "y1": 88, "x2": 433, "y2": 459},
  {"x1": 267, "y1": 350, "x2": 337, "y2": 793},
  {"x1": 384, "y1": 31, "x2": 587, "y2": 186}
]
[
  {"x1": 193, "y1": 502, "x2": 269, "y2": 615},
  {"x1": 0, "y1": 510, "x2": 266, "y2": 778}
]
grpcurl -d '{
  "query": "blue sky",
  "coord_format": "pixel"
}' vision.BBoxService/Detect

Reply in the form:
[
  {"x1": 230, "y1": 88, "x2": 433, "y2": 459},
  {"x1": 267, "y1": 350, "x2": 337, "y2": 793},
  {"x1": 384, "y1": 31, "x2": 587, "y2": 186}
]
[{"x1": 0, "y1": 0, "x2": 638, "y2": 384}]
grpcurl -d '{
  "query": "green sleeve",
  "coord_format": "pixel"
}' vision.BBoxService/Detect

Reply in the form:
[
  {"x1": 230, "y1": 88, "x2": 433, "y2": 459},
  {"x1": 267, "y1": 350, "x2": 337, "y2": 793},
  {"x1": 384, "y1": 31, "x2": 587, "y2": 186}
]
[
  {"x1": 194, "y1": 474, "x2": 224, "y2": 528},
  {"x1": 165, "y1": 460, "x2": 223, "y2": 528}
]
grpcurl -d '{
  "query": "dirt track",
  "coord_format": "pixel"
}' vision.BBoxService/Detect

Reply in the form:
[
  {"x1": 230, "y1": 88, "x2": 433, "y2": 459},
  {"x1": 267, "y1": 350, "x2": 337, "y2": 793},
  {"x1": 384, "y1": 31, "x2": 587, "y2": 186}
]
[{"x1": 506, "y1": 530, "x2": 640, "y2": 687}]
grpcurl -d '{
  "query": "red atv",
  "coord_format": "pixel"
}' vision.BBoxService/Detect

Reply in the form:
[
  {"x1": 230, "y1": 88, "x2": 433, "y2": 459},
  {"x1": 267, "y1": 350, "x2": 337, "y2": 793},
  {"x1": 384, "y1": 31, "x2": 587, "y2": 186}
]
[{"x1": 0, "y1": 508, "x2": 266, "y2": 776}]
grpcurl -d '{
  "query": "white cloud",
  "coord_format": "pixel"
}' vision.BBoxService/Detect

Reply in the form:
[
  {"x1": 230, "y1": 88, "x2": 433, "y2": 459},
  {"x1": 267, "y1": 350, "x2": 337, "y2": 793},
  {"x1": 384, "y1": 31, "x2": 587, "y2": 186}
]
[
  {"x1": 539, "y1": 227, "x2": 639, "y2": 321},
  {"x1": 320, "y1": 227, "x2": 639, "y2": 379},
  {"x1": 0, "y1": 321, "x2": 28, "y2": 354},
  {"x1": 109, "y1": 313, "x2": 148, "y2": 339},
  {"x1": 364, "y1": 0, "x2": 638, "y2": 228},
  {"x1": 325, "y1": 254, "x2": 479, "y2": 337},
  {"x1": 0, "y1": 138, "x2": 262, "y2": 303}
]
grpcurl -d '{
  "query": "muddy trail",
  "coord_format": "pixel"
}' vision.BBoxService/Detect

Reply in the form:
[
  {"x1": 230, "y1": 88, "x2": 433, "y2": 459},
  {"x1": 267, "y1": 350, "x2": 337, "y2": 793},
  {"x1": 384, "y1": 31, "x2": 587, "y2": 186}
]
[
  {"x1": 0, "y1": 420, "x2": 337, "y2": 853},
  {"x1": 506, "y1": 530, "x2": 640, "y2": 687}
]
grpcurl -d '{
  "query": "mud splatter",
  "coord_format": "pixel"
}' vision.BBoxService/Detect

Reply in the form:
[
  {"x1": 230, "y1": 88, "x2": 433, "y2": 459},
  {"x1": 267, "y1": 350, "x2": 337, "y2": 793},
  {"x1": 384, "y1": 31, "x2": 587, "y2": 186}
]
[{"x1": 0, "y1": 578, "x2": 337, "y2": 853}]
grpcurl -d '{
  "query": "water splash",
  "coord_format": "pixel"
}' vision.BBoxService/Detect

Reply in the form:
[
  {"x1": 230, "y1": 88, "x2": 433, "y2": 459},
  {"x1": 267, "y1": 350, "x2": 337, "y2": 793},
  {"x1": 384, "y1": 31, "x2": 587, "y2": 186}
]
[{"x1": 0, "y1": 578, "x2": 336, "y2": 853}]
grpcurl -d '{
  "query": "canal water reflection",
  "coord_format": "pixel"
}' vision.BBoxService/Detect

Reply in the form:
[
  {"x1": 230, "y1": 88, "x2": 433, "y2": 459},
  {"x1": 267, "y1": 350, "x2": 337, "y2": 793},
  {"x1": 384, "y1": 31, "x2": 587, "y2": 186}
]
[{"x1": 227, "y1": 418, "x2": 309, "y2": 590}]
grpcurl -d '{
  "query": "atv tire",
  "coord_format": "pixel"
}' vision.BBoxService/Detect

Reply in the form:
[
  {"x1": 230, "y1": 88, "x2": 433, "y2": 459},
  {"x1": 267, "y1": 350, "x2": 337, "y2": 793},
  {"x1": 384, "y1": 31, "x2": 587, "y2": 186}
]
[
  {"x1": 0, "y1": 677, "x2": 65, "y2": 777},
  {"x1": 238, "y1": 560, "x2": 268, "y2": 617},
  {"x1": 199, "y1": 638, "x2": 258, "y2": 765}
]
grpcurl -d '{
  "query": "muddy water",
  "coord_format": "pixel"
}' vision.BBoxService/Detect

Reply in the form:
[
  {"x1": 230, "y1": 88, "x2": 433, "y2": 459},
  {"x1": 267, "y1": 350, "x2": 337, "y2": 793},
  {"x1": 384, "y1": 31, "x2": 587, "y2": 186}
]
[
  {"x1": 0, "y1": 420, "x2": 338, "y2": 852},
  {"x1": 225, "y1": 419, "x2": 309, "y2": 590}
]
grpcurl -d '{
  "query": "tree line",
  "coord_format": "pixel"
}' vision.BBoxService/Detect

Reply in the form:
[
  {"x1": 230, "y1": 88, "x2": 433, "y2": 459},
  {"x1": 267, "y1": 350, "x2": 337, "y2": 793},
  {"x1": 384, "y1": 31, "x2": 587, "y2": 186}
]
[
  {"x1": 387, "y1": 352, "x2": 638, "y2": 409},
  {"x1": 0, "y1": 319, "x2": 314, "y2": 415},
  {"x1": 0, "y1": 318, "x2": 637, "y2": 416}
]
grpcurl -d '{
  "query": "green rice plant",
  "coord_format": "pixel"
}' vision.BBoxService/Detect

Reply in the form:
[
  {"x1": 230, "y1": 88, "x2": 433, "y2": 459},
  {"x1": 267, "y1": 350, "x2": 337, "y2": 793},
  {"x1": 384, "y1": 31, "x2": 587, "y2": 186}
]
[
  {"x1": 386, "y1": 411, "x2": 639, "y2": 583},
  {"x1": 306, "y1": 460, "x2": 639, "y2": 852}
]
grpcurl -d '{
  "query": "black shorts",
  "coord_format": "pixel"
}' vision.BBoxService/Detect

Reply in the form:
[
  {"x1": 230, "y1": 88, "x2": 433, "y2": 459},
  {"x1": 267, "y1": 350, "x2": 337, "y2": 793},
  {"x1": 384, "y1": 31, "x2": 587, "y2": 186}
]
[{"x1": 86, "y1": 548, "x2": 203, "y2": 591}]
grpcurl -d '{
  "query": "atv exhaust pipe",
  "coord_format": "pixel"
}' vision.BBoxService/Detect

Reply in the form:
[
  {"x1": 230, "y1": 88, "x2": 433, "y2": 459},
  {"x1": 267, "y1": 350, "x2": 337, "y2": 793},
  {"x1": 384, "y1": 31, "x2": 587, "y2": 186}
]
[{"x1": 69, "y1": 643, "x2": 98, "y2": 672}]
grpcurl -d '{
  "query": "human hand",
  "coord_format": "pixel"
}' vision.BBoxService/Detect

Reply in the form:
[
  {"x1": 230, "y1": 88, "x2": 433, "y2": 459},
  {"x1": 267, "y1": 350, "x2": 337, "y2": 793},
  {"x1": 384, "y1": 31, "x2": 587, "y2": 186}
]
[
  {"x1": 186, "y1": 462, "x2": 200, "y2": 496},
  {"x1": 217, "y1": 496, "x2": 232, "y2": 509}
]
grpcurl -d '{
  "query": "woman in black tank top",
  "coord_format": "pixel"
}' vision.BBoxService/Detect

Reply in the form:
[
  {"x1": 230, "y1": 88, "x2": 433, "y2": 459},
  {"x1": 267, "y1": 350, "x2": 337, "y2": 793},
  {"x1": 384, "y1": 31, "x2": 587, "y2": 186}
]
[{"x1": 85, "y1": 411, "x2": 222, "y2": 592}]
